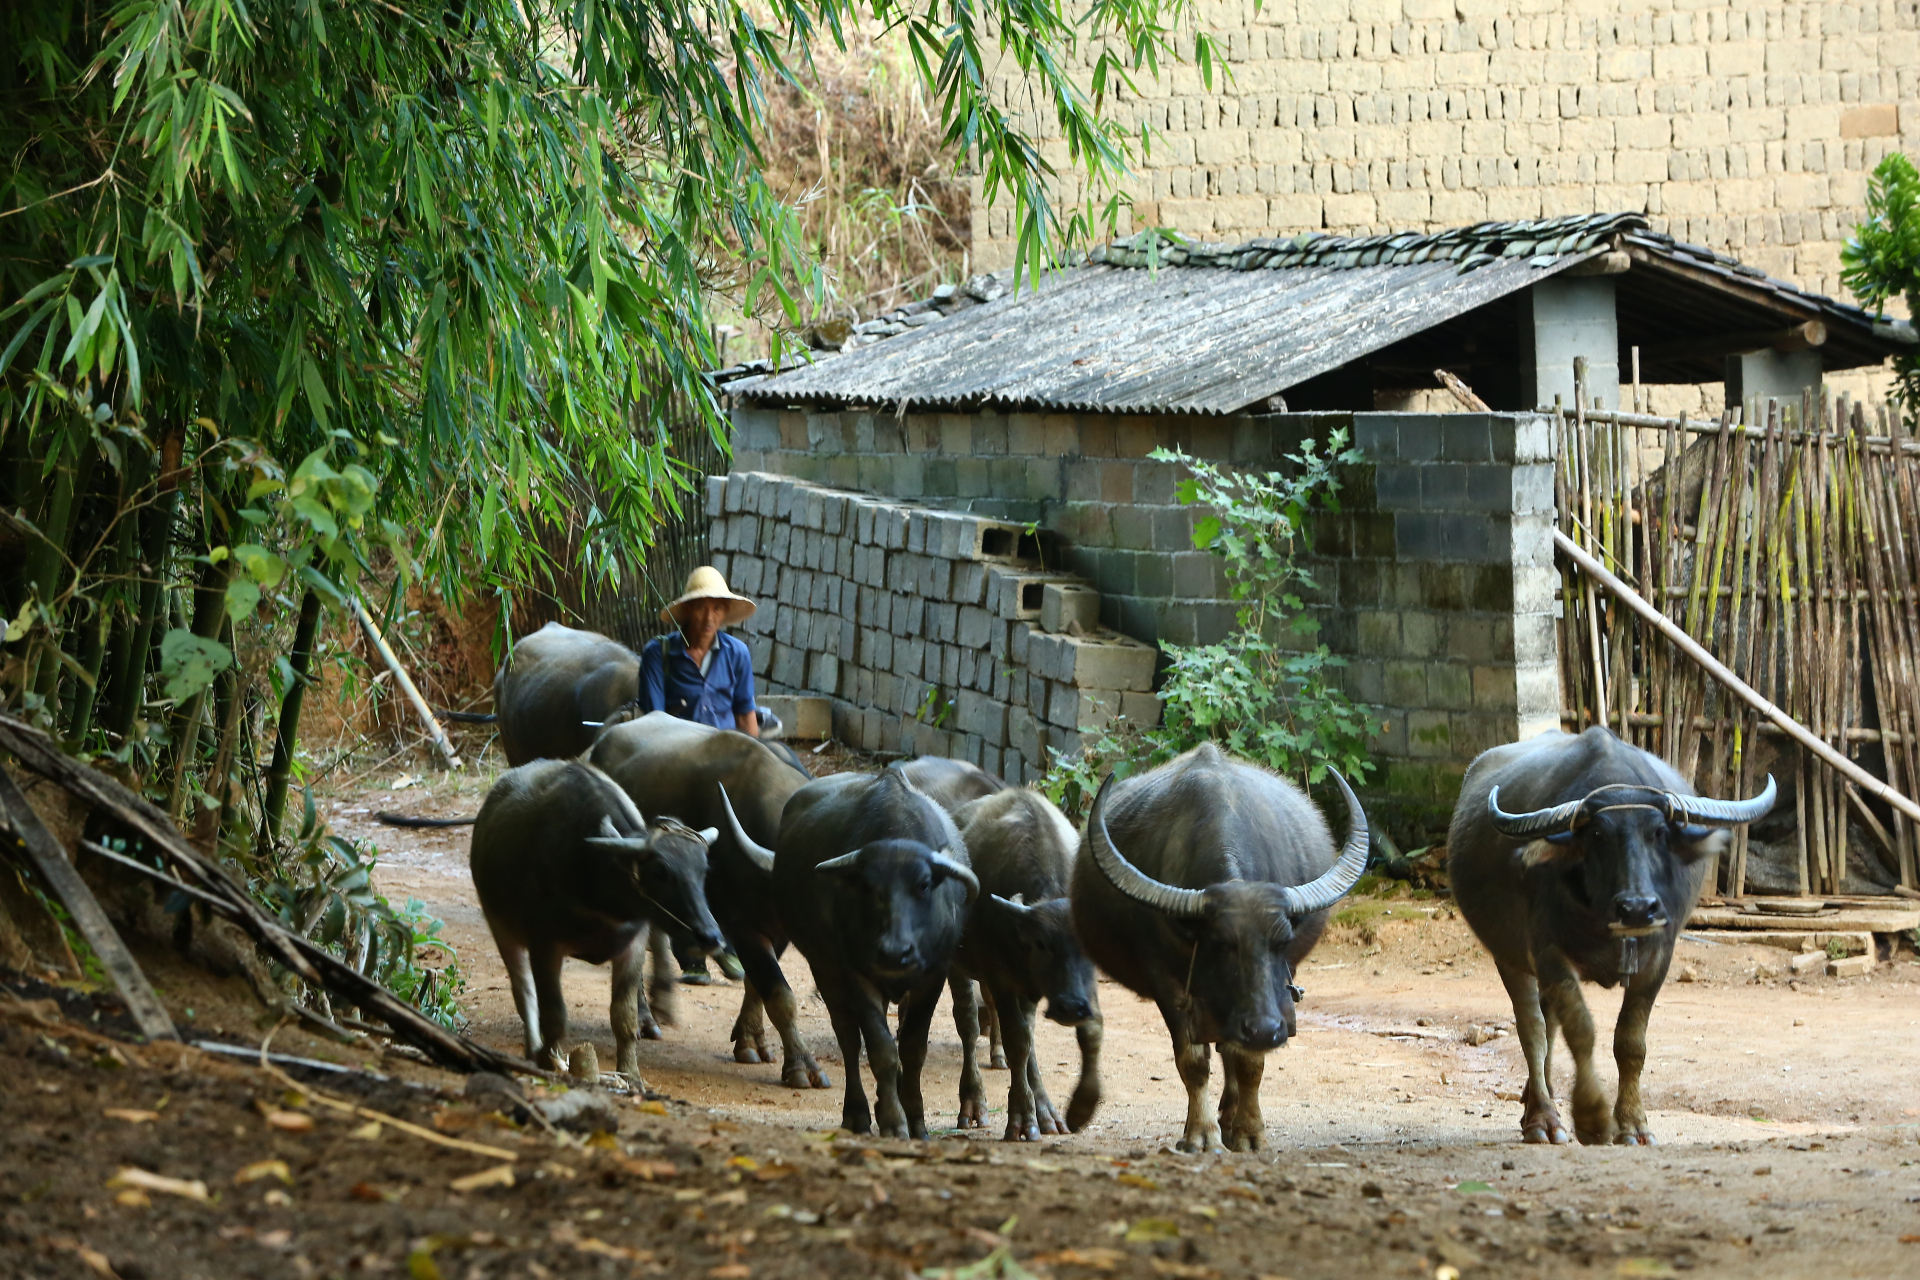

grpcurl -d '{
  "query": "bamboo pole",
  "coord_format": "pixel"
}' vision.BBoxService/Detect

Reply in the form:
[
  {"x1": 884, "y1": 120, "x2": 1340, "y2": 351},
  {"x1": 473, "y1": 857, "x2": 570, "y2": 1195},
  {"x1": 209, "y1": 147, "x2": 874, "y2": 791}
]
[
  {"x1": 1538, "y1": 404, "x2": 1920, "y2": 455},
  {"x1": 350, "y1": 598, "x2": 462, "y2": 771},
  {"x1": 1552, "y1": 528, "x2": 1920, "y2": 824}
]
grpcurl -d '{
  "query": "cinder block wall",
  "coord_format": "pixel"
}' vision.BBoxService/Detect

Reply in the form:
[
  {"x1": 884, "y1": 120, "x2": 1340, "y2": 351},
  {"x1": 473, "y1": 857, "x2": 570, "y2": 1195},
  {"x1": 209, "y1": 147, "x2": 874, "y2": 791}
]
[{"x1": 726, "y1": 405, "x2": 1559, "y2": 835}]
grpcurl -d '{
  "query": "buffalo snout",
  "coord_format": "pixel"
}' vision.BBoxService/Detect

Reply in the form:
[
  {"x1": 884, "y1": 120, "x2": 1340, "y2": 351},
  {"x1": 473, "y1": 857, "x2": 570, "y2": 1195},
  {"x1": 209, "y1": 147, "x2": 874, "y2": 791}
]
[
  {"x1": 1611, "y1": 890, "x2": 1664, "y2": 929},
  {"x1": 1229, "y1": 1014, "x2": 1286, "y2": 1052},
  {"x1": 876, "y1": 940, "x2": 921, "y2": 974},
  {"x1": 1045, "y1": 994, "x2": 1094, "y2": 1025}
]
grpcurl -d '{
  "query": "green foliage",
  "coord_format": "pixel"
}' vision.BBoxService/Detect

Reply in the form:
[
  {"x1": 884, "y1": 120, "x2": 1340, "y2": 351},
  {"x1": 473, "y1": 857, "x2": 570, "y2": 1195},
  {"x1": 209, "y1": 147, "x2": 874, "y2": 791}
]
[
  {"x1": 1841, "y1": 152, "x2": 1920, "y2": 408},
  {"x1": 1042, "y1": 432, "x2": 1378, "y2": 821}
]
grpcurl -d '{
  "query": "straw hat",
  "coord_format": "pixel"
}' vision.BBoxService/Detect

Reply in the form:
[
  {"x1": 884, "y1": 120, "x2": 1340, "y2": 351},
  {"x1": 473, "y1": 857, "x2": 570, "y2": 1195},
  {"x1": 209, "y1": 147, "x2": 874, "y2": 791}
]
[{"x1": 661, "y1": 566, "x2": 756, "y2": 627}]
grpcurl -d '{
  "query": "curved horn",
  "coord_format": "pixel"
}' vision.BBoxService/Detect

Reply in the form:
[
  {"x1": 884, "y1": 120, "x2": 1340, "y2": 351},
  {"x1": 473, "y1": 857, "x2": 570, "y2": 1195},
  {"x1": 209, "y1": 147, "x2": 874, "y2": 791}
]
[
  {"x1": 816, "y1": 851, "x2": 862, "y2": 878},
  {"x1": 1666, "y1": 774, "x2": 1777, "y2": 827},
  {"x1": 1487, "y1": 785, "x2": 1586, "y2": 839},
  {"x1": 1086, "y1": 773, "x2": 1208, "y2": 918},
  {"x1": 1280, "y1": 770, "x2": 1372, "y2": 917},
  {"x1": 716, "y1": 784, "x2": 777, "y2": 874},
  {"x1": 929, "y1": 851, "x2": 980, "y2": 906}
]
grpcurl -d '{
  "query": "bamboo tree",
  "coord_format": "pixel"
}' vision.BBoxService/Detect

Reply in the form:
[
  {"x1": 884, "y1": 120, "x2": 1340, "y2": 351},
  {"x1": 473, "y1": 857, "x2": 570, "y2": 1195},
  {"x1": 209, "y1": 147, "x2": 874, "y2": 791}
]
[{"x1": 262, "y1": 589, "x2": 323, "y2": 844}]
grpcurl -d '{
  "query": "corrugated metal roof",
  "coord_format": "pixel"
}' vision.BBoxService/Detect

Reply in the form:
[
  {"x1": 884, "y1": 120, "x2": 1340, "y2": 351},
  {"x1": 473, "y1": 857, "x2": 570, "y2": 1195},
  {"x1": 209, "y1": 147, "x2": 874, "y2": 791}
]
[{"x1": 732, "y1": 213, "x2": 1915, "y2": 416}]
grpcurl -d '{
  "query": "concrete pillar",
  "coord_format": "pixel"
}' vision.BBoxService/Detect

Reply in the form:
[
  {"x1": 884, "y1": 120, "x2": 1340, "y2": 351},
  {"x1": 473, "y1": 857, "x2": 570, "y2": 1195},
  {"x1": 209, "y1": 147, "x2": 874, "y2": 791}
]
[
  {"x1": 1520, "y1": 277, "x2": 1620, "y2": 412},
  {"x1": 1724, "y1": 348, "x2": 1822, "y2": 412}
]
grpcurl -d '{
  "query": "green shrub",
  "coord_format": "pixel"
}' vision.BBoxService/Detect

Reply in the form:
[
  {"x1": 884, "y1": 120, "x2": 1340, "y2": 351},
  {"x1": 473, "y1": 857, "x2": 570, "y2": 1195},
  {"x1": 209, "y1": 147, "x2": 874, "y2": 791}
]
[{"x1": 1042, "y1": 430, "x2": 1379, "y2": 821}]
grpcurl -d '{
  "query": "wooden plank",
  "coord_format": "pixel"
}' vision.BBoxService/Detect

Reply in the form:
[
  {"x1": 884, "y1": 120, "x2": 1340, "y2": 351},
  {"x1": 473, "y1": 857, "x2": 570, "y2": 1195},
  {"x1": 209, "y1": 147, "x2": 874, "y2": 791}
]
[{"x1": 0, "y1": 766, "x2": 178, "y2": 1042}]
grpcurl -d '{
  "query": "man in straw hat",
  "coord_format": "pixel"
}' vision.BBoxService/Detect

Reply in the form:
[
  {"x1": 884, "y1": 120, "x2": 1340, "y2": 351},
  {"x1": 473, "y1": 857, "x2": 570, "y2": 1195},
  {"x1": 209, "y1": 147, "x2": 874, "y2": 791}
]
[{"x1": 637, "y1": 566, "x2": 762, "y2": 734}]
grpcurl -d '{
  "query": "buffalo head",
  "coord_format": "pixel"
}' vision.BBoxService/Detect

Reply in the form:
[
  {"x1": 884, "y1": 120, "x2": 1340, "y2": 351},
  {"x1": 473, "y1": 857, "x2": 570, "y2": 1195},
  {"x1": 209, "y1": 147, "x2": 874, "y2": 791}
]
[
  {"x1": 815, "y1": 840, "x2": 979, "y2": 984},
  {"x1": 1487, "y1": 777, "x2": 1776, "y2": 934},
  {"x1": 1087, "y1": 770, "x2": 1369, "y2": 1053},
  {"x1": 980, "y1": 893, "x2": 1098, "y2": 1025},
  {"x1": 585, "y1": 815, "x2": 725, "y2": 957}
]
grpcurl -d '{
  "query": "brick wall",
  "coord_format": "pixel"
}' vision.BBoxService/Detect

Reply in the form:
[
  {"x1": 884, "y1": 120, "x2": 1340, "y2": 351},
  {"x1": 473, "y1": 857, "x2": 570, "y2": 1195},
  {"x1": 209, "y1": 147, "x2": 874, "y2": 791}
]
[
  {"x1": 727, "y1": 404, "x2": 1558, "y2": 837},
  {"x1": 969, "y1": 0, "x2": 1917, "y2": 402}
]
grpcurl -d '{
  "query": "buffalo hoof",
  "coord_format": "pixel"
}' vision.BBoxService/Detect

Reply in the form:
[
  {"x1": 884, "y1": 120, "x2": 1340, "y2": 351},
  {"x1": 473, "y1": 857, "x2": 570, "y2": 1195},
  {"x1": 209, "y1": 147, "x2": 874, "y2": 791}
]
[
  {"x1": 1176, "y1": 1130, "x2": 1226, "y2": 1156},
  {"x1": 1066, "y1": 1085, "x2": 1100, "y2": 1133},
  {"x1": 1035, "y1": 1100, "x2": 1067, "y2": 1136},
  {"x1": 784, "y1": 1060, "x2": 831, "y2": 1089},
  {"x1": 639, "y1": 1020, "x2": 665, "y2": 1041},
  {"x1": 1226, "y1": 1131, "x2": 1261, "y2": 1153},
  {"x1": 1615, "y1": 1130, "x2": 1655, "y2": 1146},
  {"x1": 1522, "y1": 1124, "x2": 1571, "y2": 1145},
  {"x1": 988, "y1": 1051, "x2": 1009, "y2": 1071},
  {"x1": 957, "y1": 1097, "x2": 986, "y2": 1129},
  {"x1": 1003, "y1": 1119, "x2": 1041, "y2": 1142},
  {"x1": 734, "y1": 1041, "x2": 772, "y2": 1064}
]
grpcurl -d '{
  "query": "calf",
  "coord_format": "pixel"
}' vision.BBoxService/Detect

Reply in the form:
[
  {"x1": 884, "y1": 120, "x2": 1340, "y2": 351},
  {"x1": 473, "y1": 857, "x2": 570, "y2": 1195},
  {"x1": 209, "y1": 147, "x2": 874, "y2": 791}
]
[
  {"x1": 470, "y1": 759, "x2": 722, "y2": 1078},
  {"x1": 949, "y1": 786, "x2": 1103, "y2": 1141},
  {"x1": 1449, "y1": 726, "x2": 1774, "y2": 1145}
]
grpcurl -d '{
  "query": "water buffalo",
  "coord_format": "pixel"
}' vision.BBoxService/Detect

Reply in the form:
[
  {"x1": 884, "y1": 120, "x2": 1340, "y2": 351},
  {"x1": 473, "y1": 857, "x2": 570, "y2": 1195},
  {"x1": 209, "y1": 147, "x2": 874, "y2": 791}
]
[
  {"x1": 947, "y1": 785, "x2": 1103, "y2": 1141},
  {"x1": 590, "y1": 712, "x2": 831, "y2": 1089},
  {"x1": 469, "y1": 758, "x2": 723, "y2": 1078},
  {"x1": 1449, "y1": 726, "x2": 1775, "y2": 1145},
  {"x1": 727, "y1": 766, "x2": 978, "y2": 1138},
  {"x1": 1071, "y1": 745, "x2": 1370, "y2": 1153}
]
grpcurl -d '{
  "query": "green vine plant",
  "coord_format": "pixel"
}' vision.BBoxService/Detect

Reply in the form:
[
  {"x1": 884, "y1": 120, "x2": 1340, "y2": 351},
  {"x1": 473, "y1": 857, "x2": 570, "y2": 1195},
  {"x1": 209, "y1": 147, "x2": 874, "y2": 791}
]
[{"x1": 1043, "y1": 431, "x2": 1380, "y2": 822}]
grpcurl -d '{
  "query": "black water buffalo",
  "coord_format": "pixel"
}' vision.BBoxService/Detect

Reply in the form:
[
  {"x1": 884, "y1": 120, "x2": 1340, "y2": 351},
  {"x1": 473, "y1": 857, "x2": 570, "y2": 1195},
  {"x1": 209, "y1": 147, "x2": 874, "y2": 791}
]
[
  {"x1": 947, "y1": 785, "x2": 1102, "y2": 1141},
  {"x1": 1449, "y1": 726, "x2": 1774, "y2": 1146},
  {"x1": 1071, "y1": 745, "x2": 1370, "y2": 1153},
  {"x1": 590, "y1": 712, "x2": 831, "y2": 1089},
  {"x1": 469, "y1": 758, "x2": 722, "y2": 1078},
  {"x1": 900, "y1": 756, "x2": 1008, "y2": 812},
  {"x1": 438, "y1": 622, "x2": 638, "y2": 766},
  {"x1": 728, "y1": 766, "x2": 978, "y2": 1137}
]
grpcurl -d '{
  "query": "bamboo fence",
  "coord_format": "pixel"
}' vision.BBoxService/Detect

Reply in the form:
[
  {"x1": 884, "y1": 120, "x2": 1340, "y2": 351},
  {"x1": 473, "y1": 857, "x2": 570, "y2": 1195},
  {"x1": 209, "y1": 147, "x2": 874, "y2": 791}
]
[{"x1": 1553, "y1": 363, "x2": 1920, "y2": 896}]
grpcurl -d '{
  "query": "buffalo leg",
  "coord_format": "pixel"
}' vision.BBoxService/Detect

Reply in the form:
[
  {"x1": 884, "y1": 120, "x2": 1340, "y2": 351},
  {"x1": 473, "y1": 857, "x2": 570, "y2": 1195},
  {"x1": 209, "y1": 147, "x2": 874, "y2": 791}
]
[
  {"x1": 1613, "y1": 953, "x2": 1671, "y2": 1145},
  {"x1": 530, "y1": 943, "x2": 570, "y2": 1072},
  {"x1": 949, "y1": 975, "x2": 986, "y2": 1129},
  {"x1": 994, "y1": 985, "x2": 1041, "y2": 1141},
  {"x1": 645, "y1": 924, "x2": 677, "y2": 1030},
  {"x1": 627, "y1": 925, "x2": 665, "y2": 1042},
  {"x1": 851, "y1": 986, "x2": 909, "y2": 1138},
  {"x1": 895, "y1": 979, "x2": 943, "y2": 1140},
  {"x1": 980, "y1": 988, "x2": 1008, "y2": 1070},
  {"x1": 1027, "y1": 1037, "x2": 1068, "y2": 1136},
  {"x1": 1066, "y1": 1015, "x2": 1104, "y2": 1132},
  {"x1": 1537, "y1": 951, "x2": 1610, "y2": 1144},
  {"x1": 609, "y1": 933, "x2": 647, "y2": 1079},
  {"x1": 730, "y1": 983, "x2": 773, "y2": 1064},
  {"x1": 1495, "y1": 960, "x2": 1569, "y2": 1145},
  {"x1": 735, "y1": 937, "x2": 828, "y2": 1087},
  {"x1": 1218, "y1": 1044, "x2": 1267, "y2": 1152},
  {"x1": 1163, "y1": 1007, "x2": 1222, "y2": 1154},
  {"x1": 825, "y1": 989, "x2": 873, "y2": 1134},
  {"x1": 496, "y1": 933, "x2": 544, "y2": 1064}
]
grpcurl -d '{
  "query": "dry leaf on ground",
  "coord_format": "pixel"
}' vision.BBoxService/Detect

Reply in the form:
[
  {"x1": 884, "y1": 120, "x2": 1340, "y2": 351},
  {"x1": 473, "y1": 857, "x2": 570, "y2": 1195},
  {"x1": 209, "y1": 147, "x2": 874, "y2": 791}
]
[
  {"x1": 105, "y1": 1168, "x2": 209, "y2": 1202},
  {"x1": 449, "y1": 1164, "x2": 516, "y2": 1193}
]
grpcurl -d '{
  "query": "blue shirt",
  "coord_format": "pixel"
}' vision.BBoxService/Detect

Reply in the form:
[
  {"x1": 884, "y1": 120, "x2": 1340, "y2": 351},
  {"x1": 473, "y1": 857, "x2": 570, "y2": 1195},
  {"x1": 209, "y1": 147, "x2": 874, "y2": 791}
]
[{"x1": 638, "y1": 631, "x2": 756, "y2": 729}]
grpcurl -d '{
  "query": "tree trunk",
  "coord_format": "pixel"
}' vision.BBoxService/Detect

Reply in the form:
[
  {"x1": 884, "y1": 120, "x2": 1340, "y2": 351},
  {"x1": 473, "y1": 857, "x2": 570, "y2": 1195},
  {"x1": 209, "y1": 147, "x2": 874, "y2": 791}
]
[
  {"x1": 25, "y1": 441, "x2": 91, "y2": 706},
  {"x1": 165, "y1": 549, "x2": 233, "y2": 819},
  {"x1": 106, "y1": 428, "x2": 183, "y2": 742},
  {"x1": 262, "y1": 589, "x2": 322, "y2": 845}
]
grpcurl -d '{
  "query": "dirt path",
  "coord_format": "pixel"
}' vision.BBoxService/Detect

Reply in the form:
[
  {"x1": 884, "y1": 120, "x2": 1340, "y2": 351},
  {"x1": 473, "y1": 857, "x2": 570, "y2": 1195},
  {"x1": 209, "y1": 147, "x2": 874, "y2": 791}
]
[{"x1": 292, "y1": 772, "x2": 1920, "y2": 1278}]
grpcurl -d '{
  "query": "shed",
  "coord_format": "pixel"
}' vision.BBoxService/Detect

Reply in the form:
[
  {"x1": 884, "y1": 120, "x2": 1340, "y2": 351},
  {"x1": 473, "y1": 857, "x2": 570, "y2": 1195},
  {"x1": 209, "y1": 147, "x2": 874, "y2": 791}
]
[{"x1": 712, "y1": 214, "x2": 1916, "y2": 837}]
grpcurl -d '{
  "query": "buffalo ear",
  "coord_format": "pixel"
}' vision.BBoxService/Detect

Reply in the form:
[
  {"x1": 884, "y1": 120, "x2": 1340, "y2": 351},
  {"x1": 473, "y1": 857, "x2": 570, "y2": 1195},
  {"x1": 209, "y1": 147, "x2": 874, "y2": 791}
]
[
  {"x1": 1671, "y1": 825, "x2": 1731, "y2": 862},
  {"x1": 1519, "y1": 837, "x2": 1580, "y2": 869}
]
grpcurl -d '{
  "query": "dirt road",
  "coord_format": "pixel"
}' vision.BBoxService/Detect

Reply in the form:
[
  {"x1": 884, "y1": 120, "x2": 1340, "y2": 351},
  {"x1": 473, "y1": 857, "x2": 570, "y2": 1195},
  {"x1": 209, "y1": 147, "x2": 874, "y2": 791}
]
[{"x1": 304, "y1": 771, "x2": 1920, "y2": 1278}]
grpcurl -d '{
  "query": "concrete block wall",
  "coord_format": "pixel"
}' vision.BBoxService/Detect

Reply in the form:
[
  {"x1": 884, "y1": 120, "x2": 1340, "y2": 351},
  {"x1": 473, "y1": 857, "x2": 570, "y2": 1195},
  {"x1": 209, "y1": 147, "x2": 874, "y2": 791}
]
[
  {"x1": 704, "y1": 471, "x2": 1161, "y2": 784},
  {"x1": 728, "y1": 403, "x2": 1560, "y2": 833},
  {"x1": 968, "y1": 0, "x2": 1916, "y2": 406}
]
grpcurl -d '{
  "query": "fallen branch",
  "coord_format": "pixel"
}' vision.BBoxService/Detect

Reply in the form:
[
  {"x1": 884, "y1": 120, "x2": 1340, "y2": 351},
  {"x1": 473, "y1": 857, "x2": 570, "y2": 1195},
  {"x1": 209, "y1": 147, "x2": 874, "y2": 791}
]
[
  {"x1": 351, "y1": 598, "x2": 461, "y2": 771},
  {"x1": 0, "y1": 715, "x2": 527, "y2": 1075},
  {"x1": 0, "y1": 766, "x2": 177, "y2": 1043},
  {"x1": 1434, "y1": 368, "x2": 1490, "y2": 412},
  {"x1": 1554, "y1": 529, "x2": 1920, "y2": 823}
]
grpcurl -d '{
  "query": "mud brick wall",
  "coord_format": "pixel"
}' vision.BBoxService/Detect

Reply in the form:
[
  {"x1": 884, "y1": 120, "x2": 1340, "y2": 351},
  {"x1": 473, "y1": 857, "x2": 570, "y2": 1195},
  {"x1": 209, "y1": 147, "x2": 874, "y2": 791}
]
[
  {"x1": 724, "y1": 405, "x2": 1559, "y2": 833},
  {"x1": 968, "y1": 1, "x2": 1917, "y2": 405},
  {"x1": 704, "y1": 472, "x2": 1160, "y2": 784}
]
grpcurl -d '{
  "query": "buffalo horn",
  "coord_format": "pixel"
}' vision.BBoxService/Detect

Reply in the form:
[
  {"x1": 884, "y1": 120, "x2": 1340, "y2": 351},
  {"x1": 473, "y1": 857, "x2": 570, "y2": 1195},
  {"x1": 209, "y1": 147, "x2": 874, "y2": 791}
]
[
  {"x1": 816, "y1": 851, "x2": 862, "y2": 876},
  {"x1": 929, "y1": 852, "x2": 980, "y2": 905},
  {"x1": 1087, "y1": 774, "x2": 1208, "y2": 918},
  {"x1": 1486, "y1": 786, "x2": 1586, "y2": 839},
  {"x1": 1279, "y1": 770, "x2": 1371, "y2": 917},
  {"x1": 584, "y1": 815, "x2": 653, "y2": 857},
  {"x1": 716, "y1": 784, "x2": 778, "y2": 874},
  {"x1": 1666, "y1": 774, "x2": 1777, "y2": 827}
]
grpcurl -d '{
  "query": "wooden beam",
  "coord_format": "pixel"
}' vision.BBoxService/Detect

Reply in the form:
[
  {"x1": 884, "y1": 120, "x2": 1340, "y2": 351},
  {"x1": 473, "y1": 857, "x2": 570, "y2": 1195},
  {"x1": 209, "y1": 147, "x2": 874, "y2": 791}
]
[
  {"x1": 1644, "y1": 320, "x2": 1827, "y2": 365},
  {"x1": 1555, "y1": 528, "x2": 1920, "y2": 824},
  {"x1": 0, "y1": 766, "x2": 178, "y2": 1042}
]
